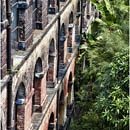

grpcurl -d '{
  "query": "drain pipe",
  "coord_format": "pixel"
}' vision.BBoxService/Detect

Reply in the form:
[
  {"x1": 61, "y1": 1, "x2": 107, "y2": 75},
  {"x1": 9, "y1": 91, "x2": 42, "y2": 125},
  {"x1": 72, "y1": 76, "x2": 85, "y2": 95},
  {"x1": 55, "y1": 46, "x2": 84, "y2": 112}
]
[
  {"x1": 6, "y1": 0, "x2": 12, "y2": 128},
  {"x1": 6, "y1": 0, "x2": 12, "y2": 71},
  {"x1": 56, "y1": 0, "x2": 60, "y2": 80},
  {"x1": 56, "y1": 1, "x2": 60, "y2": 129},
  {"x1": 80, "y1": 0, "x2": 83, "y2": 34}
]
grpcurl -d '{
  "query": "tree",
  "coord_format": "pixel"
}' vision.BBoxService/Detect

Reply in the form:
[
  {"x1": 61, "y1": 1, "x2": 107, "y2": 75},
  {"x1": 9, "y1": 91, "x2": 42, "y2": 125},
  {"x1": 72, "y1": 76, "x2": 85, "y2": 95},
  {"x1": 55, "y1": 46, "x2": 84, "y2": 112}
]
[{"x1": 70, "y1": 0, "x2": 129, "y2": 129}]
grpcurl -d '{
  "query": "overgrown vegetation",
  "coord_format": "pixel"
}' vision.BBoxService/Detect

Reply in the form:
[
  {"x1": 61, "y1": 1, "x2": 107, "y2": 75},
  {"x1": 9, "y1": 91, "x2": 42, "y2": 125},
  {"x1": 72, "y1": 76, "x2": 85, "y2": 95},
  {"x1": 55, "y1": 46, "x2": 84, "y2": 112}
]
[{"x1": 70, "y1": 0, "x2": 129, "y2": 130}]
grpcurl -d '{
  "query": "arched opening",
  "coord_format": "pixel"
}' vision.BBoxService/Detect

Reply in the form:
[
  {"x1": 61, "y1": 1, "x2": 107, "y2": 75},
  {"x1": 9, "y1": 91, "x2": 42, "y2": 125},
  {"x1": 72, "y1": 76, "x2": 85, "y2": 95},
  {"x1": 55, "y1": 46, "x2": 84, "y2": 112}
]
[
  {"x1": 77, "y1": 1, "x2": 81, "y2": 13},
  {"x1": 58, "y1": 91, "x2": 66, "y2": 127},
  {"x1": 59, "y1": 24, "x2": 66, "y2": 64},
  {"x1": 67, "y1": 12, "x2": 73, "y2": 59},
  {"x1": 15, "y1": 83, "x2": 25, "y2": 129},
  {"x1": 69, "y1": 12, "x2": 73, "y2": 25},
  {"x1": 61, "y1": 24, "x2": 66, "y2": 36},
  {"x1": 32, "y1": 58, "x2": 44, "y2": 113},
  {"x1": 67, "y1": 72, "x2": 74, "y2": 117},
  {"x1": 48, "y1": 113, "x2": 55, "y2": 130},
  {"x1": 47, "y1": 39, "x2": 56, "y2": 88}
]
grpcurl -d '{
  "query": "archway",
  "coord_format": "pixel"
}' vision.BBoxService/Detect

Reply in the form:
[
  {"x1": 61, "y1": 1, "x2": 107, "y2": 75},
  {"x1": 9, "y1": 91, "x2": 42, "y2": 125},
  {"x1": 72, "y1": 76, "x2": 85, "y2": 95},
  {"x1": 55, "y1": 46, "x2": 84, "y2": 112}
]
[
  {"x1": 58, "y1": 91, "x2": 66, "y2": 127},
  {"x1": 32, "y1": 58, "x2": 43, "y2": 113},
  {"x1": 48, "y1": 113, "x2": 55, "y2": 130},
  {"x1": 67, "y1": 72, "x2": 74, "y2": 116},
  {"x1": 67, "y1": 12, "x2": 74, "y2": 61},
  {"x1": 47, "y1": 39, "x2": 56, "y2": 88},
  {"x1": 59, "y1": 24, "x2": 66, "y2": 64},
  {"x1": 15, "y1": 83, "x2": 25, "y2": 129},
  {"x1": 67, "y1": 12, "x2": 73, "y2": 48}
]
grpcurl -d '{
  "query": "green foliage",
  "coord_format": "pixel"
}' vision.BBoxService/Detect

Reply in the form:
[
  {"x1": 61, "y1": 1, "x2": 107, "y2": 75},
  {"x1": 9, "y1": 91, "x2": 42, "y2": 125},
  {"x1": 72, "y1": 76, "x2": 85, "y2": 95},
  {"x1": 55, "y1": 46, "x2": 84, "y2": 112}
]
[{"x1": 71, "y1": 0, "x2": 129, "y2": 130}]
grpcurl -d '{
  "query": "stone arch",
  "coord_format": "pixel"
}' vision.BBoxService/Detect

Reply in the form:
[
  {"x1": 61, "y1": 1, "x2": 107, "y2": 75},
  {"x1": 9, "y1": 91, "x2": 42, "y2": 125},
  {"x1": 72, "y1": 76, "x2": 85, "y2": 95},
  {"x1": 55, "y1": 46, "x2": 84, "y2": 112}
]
[
  {"x1": 47, "y1": 39, "x2": 56, "y2": 88},
  {"x1": 69, "y1": 12, "x2": 73, "y2": 24},
  {"x1": 60, "y1": 23, "x2": 66, "y2": 36},
  {"x1": 48, "y1": 112, "x2": 55, "y2": 130},
  {"x1": 67, "y1": 72, "x2": 74, "y2": 107},
  {"x1": 59, "y1": 24, "x2": 66, "y2": 64},
  {"x1": 15, "y1": 82, "x2": 26, "y2": 130},
  {"x1": 58, "y1": 90, "x2": 66, "y2": 127},
  {"x1": 32, "y1": 57, "x2": 44, "y2": 113}
]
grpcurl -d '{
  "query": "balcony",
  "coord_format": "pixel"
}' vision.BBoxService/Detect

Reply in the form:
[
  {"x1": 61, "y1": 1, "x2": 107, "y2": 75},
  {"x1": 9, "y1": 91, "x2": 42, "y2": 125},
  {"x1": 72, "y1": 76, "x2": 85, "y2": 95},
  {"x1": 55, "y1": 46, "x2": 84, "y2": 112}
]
[
  {"x1": 60, "y1": 36, "x2": 66, "y2": 42},
  {"x1": 67, "y1": 47, "x2": 72, "y2": 53},
  {"x1": 68, "y1": 24, "x2": 73, "y2": 29},
  {"x1": 76, "y1": 12, "x2": 81, "y2": 17},
  {"x1": 17, "y1": 1, "x2": 28, "y2": 9},
  {"x1": 47, "y1": 82, "x2": 55, "y2": 88},
  {"x1": 48, "y1": 7, "x2": 56, "y2": 14},
  {"x1": 34, "y1": 71, "x2": 44, "y2": 79},
  {"x1": 17, "y1": 42, "x2": 26, "y2": 51},
  {"x1": 16, "y1": 99, "x2": 25, "y2": 105}
]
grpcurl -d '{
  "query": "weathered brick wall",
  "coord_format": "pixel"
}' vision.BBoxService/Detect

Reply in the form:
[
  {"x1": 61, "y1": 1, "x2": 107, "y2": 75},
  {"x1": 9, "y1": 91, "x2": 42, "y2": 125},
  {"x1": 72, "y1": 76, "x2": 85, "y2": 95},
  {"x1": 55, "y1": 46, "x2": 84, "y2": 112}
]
[
  {"x1": 24, "y1": 96, "x2": 32, "y2": 130},
  {"x1": 42, "y1": 0, "x2": 48, "y2": 27},
  {"x1": 18, "y1": 5, "x2": 33, "y2": 48},
  {"x1": 0, "y1": 0, "x2": 92, "y2": 129},
  {"x1": 1, "y1": 0, "x2": 6, "y2": 21},
  {"x1": 1, "y1": 0, "x2": 7, "y2": 79},
  {"x1": 1, "y1": 29, "x2": 7, "y2": 79},
  {"x1": 11, "y1": 19, "x2": 58, "y2": 129},
  {"x1": 40, "y1": 74, "x2": 47, "y2": 104},
  {"x1": 17, "y1": 105, "x2": 25, "y2": 129}
]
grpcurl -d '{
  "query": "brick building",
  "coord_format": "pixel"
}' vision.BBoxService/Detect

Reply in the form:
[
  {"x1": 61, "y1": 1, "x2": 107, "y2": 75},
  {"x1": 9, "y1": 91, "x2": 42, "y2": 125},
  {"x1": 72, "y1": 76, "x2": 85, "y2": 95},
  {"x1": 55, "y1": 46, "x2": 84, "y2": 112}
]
[{"x1": 0, "y1": 0, "x2": 99, "y2": 129}]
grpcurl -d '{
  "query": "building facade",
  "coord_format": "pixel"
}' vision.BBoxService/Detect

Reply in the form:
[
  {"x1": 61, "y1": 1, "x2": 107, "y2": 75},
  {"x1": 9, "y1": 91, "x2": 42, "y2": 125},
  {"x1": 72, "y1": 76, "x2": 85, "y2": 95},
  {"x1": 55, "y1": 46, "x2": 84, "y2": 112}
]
[{"x1": 0, "y1": 0, "x2": 99, "y2": 129}]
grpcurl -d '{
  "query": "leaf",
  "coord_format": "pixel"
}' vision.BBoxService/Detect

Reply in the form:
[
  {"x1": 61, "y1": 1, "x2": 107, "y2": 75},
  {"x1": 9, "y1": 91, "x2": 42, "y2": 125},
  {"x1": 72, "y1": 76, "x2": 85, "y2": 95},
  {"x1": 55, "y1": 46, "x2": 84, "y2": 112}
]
[{"x1": 103, "y1": 0, "x2": 113, "y2": 15}]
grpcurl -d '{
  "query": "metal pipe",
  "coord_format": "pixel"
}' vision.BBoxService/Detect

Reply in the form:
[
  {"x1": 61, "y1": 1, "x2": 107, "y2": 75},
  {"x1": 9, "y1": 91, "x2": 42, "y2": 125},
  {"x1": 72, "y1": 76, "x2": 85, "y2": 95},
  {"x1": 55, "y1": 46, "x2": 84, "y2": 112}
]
[
  {"x1": 6, "y1": 0, "x2": 12, "y2": 72},
  {"x1": 56, "y1": 15, "x2": 60, "y2": 80},
  {"x1": 56, "y1": 90, "x2": 59, "y2": 130},
  {"x1": 56, "y1": 1, "x2": 60, "y2": 129},
  {"x1": 6, "y1": 0, "x2": 12, "y2": 128}
]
